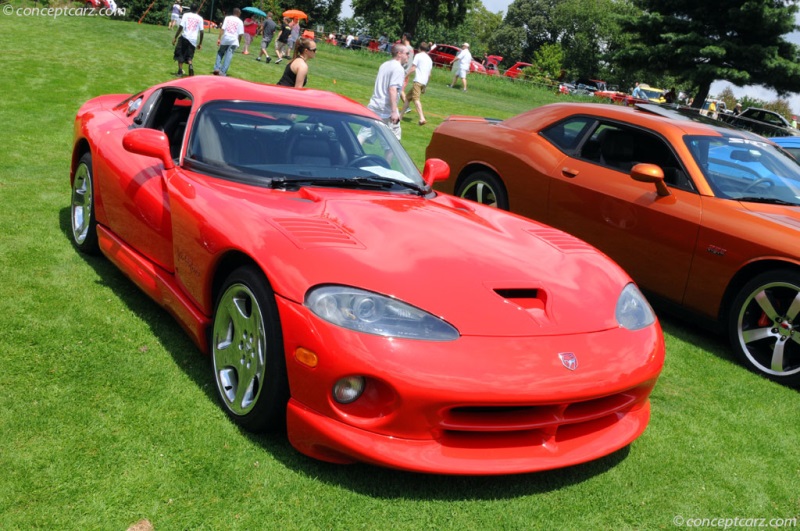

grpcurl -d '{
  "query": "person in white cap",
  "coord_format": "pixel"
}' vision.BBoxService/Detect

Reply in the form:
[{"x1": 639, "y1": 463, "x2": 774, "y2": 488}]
[{"x1": 449, "y1": 42, "x2": 472, "y2": 92}]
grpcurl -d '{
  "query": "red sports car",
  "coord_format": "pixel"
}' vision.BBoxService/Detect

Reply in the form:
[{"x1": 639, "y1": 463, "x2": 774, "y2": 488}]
[
  {"x1": 504, "y1": 62, "x2": 532, "y2": 79},
  {"x1": 70, "y1": 77, "x2": 663, "y2": 474},
  {"x1": 429, "y1": 44, "x2": 486, "y2": 73},
  {"x1": 427, "y1": 102, "x2": 800, "y2": 386}
]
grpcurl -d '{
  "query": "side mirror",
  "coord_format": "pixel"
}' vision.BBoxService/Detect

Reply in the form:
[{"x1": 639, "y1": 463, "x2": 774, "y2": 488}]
[
  {"x1": 422, "y1": 158, "x2": 450, "y2": 187},
  {"x1": 122, "y1": 128, "x2": 174, "y2": 170},
  {"x1": 631, "y1": 163, "x2": 670, "y2": 197}
]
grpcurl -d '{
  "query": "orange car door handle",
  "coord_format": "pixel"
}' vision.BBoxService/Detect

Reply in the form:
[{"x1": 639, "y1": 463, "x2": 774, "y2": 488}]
[{"x1": 561, "y1": 167, "x2": 579, "y2": 178}]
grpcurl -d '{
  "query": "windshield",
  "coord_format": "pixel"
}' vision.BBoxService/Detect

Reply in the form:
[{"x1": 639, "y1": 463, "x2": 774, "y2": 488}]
[
  {"x1": 186, "y1": 100, "x2": 423, "y2": 189},
  {"x1": 685, "y1": 135, "x2": 800, "y2": 205},
  {"x1": 640, "y1": 87, "x2": 664, "y2": 101}
]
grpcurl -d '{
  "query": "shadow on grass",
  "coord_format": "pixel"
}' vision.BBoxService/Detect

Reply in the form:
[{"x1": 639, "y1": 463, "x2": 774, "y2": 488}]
[{"x1": 59, "y1": 206, "x2": 639, "y2": 499}]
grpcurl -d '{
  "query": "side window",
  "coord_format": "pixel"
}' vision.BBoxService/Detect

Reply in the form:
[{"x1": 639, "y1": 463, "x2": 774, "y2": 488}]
[
  {"x1": 582, "y1": 123, "x2": 695, "y2": 192},
  {"x1": 540, "y1": 116, "x2": 594, "y2": 152},
  {"x1": 144, "y1": 90, "x2": 193, "y2": 161}
]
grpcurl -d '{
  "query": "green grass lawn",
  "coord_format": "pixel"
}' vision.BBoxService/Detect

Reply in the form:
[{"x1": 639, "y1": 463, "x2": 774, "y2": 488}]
[{"x1": 0, "y1": 8, "x2": 798, "y2": 530}]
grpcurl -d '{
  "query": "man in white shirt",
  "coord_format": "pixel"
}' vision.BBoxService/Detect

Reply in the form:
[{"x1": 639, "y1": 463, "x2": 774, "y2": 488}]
[
  {"x1": 449, "y1": 43, "x2": 472, "y2": 92},
  {"x1": 213, "y1": 7, "x2": 244, "y2": 76},
  {"x1": 401, "y1": 41, "x2": 433, "y2": 125},
  {"x1": 172, "y1": 3, "x2": 203, "y2": 76},
  {"x1": 367, "y1": 43, "x2": 410, "y2": 140}
]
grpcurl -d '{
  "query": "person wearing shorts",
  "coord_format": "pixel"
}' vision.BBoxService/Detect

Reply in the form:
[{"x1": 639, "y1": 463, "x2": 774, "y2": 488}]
[
  {"x1": 257, "y1": 12, "x2": 277, "y2": 63},
  {"x1": 172, "y1": 3, "x2": 203, "y2": 76},
  {"x1": 401, "y1": 41, "x2": 432, "y2": 125},
  {"x1": 274, "y1": 17, "x2": 292, "y2": 63}
]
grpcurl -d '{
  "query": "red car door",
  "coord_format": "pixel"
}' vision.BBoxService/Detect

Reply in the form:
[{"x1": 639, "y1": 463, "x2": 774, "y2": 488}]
[{"x1": 96, "y1": 88, "x2": 192, "y2": 273}]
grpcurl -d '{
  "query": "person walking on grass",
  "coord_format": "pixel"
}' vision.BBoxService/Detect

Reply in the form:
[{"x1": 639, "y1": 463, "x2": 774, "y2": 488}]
[
  {"x1": 257, "y1": 12, "x2": 277, "y2": 63},
  {"x1": 213, "y1": 7, "x2": 243, "y2": 76},
  {"x1": 449, "y1": 42, "x2": 472, "y2": 92},
  {"x1": 367, "y1": 43, "x2": 410, "y2": 140},
  {"x1": 274, "y1": 17, "x2": 292, "y2": 64},
  {"x1": 172, "y1": 3, "x2": 203, "y2": 77},
  {"x1": 401, "y1": 41, "x2": 432, "y2": 126}
]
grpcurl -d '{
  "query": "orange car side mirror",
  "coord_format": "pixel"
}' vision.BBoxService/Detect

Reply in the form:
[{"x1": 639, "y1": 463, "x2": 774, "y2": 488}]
[
  {"x1": 122, "y1": 128, "x2": 174, "y2": 170},
  {"x1": 422, "y1": 158, "x2": 450, "y2": 187},
  {"x1": 631, "y1": 163, "x2": 670, "y2": 197}
]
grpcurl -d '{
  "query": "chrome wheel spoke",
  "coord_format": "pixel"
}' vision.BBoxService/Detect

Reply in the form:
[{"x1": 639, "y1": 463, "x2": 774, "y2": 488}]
[
  {"x1": 754, "y1": 289, "x2": 780, "y2": 322},
  {"x1": 785, "y1": 292, "x2": 800, "y2": 322},
  {"x1": 742, "y1": 326, "x2": 774, "y2": 345},
  {"x1": 770, "y1": 339, "x2": 787, "y2": 372}
]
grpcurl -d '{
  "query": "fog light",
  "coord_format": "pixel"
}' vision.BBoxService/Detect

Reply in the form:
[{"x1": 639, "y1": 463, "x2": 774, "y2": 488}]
[{"x1": 333, "y1": 376, "x2": 366, "y2": 404}]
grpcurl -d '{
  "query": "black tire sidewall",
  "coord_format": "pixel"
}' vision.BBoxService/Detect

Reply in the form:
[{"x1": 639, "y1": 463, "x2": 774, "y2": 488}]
[{"x1": 72, "y1": 152, "x2": 100, "y2": 254}]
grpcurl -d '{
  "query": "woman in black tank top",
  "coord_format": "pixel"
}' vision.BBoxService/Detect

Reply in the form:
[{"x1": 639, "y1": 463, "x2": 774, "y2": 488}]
[{"x1": 276, "y1": 37, "x2": 317, "y2": 88}]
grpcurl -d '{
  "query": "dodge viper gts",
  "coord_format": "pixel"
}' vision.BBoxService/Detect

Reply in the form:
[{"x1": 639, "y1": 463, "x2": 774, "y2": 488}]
[
  {"x1": 69, "y1": 77, "x2": 663, "y2": 474},
  {"x1": 427, "y1": 102, "x2": 800, "y2": 386}
]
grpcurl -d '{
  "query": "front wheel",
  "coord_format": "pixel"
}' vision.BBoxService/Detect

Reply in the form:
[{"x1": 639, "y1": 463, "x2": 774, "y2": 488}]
[
  {"x1": 455, "y1": 170, "x2": 509, "y2": 210},
  {"x1": 211, "y1": 266, "x2": 289, "y2": 432},
  {"x1": 728, "y1": 269, "x2": 800, "y2": 386},
  {"x1": 70, "y1": 152, "x2": 99, "y2": 254}
]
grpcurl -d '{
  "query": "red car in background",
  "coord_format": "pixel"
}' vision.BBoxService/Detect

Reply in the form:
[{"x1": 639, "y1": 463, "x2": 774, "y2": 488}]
[
  {"x1": 504, "y1": 62, "x2": 533, "y2": 79},
  {"x1": 429, "y1": 44, "x2": 486, "y2": 73}
]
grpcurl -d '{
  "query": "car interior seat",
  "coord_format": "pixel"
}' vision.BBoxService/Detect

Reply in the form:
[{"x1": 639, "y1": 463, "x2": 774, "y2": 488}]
[
  {"x1": 285, "y1": 123, "x2": 345, "y2": 166},
  {"x1": 600, "y1": 129, "x2": 636, "y2": 171}
]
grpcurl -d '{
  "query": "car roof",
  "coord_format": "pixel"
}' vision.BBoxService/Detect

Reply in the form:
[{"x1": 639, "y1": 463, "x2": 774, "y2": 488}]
[
  {"x1": 157, "y1": 76, "x2": 376, "y2": 119},
  {"x1": 503, "y1": 102, "x2": 766, "y2": 140}
]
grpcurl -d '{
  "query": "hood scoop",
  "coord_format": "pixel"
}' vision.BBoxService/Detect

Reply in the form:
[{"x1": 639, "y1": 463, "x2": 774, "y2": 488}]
[
  {"x1": 494, "y1": 288, "x2": 545, "y2": 311},
  {"x1": 525, "y1": 227, "x2": 595, "y2": 253},
  {"x1": 272, "y1": 218, "x2": 365, "y2": 249}
]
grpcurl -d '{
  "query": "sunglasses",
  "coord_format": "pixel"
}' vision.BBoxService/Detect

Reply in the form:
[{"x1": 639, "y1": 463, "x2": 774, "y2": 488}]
[{"x1": 308, "y1": 47, "x2": 317, "y2": 52}]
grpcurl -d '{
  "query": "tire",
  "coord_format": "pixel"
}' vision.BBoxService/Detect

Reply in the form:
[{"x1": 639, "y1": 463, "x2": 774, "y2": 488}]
[
  {"x1": 455, "y1": 170, "x2": 509, "y2": 210},
  {"x1": 728, "y1": 269, "x2": 800, "y2": 386},
  {"x1": 70, "y1": 152, "x2": 100, "y2": 254},
  {"x1": 211, "y1": 266, "x2": 289, "y2": 432}
]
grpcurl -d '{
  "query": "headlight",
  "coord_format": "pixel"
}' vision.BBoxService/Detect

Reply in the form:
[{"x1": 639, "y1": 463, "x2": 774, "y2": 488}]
[
  {"x1": 305, "y1": 285, "x2": 459, "y2": 341},
  {"x1": 615, "y1": 283, "x2": 656, "y2": 330}
]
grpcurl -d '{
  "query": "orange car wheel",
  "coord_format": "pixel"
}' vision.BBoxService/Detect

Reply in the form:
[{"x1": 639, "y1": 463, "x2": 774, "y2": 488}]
[
  {"x1": 729, "y1": 269, "x2": 800, "y2": 386},
  {"x1": 456, "y1": 170, "x2": 509, "y2": 210}
]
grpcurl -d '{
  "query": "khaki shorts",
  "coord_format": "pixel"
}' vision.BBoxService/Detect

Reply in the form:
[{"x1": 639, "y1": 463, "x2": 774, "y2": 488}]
[{"x1": 407, "y1": 82, "x2": 426, "y2": 102}]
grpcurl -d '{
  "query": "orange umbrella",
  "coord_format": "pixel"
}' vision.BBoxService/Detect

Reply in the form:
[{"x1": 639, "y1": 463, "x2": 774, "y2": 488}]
[{"x1": 282, "y1": 9, "x2": 308, "y2": 20}]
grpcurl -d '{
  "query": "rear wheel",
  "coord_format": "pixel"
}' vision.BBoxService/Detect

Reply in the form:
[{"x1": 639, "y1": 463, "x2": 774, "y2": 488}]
[
  {"x1": 728, "y1": 269, "x2": 800, "y2": 385},
  {"x1": 70, "y1": 152, "x2": 99, "y2": 254},
  {"x1": 455, "y1": 170, "x2": 509, "y2": 210},
  {"x1": 211, "y1": 266, "x2": 288, "y2": 432}
]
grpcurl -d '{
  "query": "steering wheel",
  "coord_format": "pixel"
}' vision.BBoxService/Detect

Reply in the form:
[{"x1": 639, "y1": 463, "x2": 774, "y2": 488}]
[
  {"x1": 349, "y1": 154, "x2": 391, "y2": 169},
  {"x1": 741, "y1": 177, "x2": 775, "y2": 194}
]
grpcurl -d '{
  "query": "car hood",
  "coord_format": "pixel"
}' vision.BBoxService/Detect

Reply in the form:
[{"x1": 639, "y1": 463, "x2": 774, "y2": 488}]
[
  {"x1": 740, "y1": 202, "x2": 800, "y2": 230},
  {"x1": 238, "y1": 188, "x2": 632, "y2": 338}
]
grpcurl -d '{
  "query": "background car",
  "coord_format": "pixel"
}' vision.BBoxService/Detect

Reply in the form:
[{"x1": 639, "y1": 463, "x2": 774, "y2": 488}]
[
  {"x1": 773, "y1": 135, "x2": 800, "y2": 158},
  {"x1": 69, "y1": 77, "x2": 664, "y2": 475},
  {"x1": 428, "y1": 44, "x2": 486, "y2": 73},
  {"x1": 427, "y1": 102, "x2": 800, "y2": 386},
  {"x1": 504, "y1": 62, "x2": 532, "y2": 79}
]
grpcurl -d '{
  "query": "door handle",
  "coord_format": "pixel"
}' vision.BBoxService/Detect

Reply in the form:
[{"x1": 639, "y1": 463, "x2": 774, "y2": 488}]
[{"x1": 561, "y1": 167, "x2": 579, "y2": 178}]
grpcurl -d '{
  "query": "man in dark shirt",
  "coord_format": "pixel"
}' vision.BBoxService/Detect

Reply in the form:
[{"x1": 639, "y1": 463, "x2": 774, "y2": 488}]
[
  {"x1": 274, "y1": 17, "x2": 293, "y2": 64},
  {"x1": 257, "y1": 12, "x2": 278, "y2": 63}
]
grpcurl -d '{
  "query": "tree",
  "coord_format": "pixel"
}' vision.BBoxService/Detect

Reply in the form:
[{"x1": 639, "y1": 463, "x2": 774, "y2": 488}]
[
  {"x1": 617, "y1": 0, "x2": 800, "y2": 108},
  {"x1": 488, "y1": 0, "x2": 561, "y2": 63},
  {"x1": 351, "y1": 0, "x2": 473, "y2": 39}
]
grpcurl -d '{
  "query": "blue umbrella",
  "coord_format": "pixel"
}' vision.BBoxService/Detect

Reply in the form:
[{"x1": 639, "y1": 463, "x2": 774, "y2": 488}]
[{"x1": 242, "y1": 6, "x2": 267, "y2": 17}]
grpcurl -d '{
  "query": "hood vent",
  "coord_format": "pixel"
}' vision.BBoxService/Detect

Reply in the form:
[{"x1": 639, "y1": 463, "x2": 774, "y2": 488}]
[
  {"x1": 525, "y1": 227, "x2": 595, "y2": 253},
  {"x1": 495, "y1": 288, "x2": 546, "y2": 311},
  {"x1": 272, "y1": 218, "x2": 364, "y2": 249}
]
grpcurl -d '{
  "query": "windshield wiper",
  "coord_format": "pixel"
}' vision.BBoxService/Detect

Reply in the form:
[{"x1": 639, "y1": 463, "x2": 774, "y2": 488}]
[
  {"x1": 269, "y1": 176, "x2": 428, "y2": 195},
  {"x1": 738, "y1": 196, "x2": 800, "y2": 206}
]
